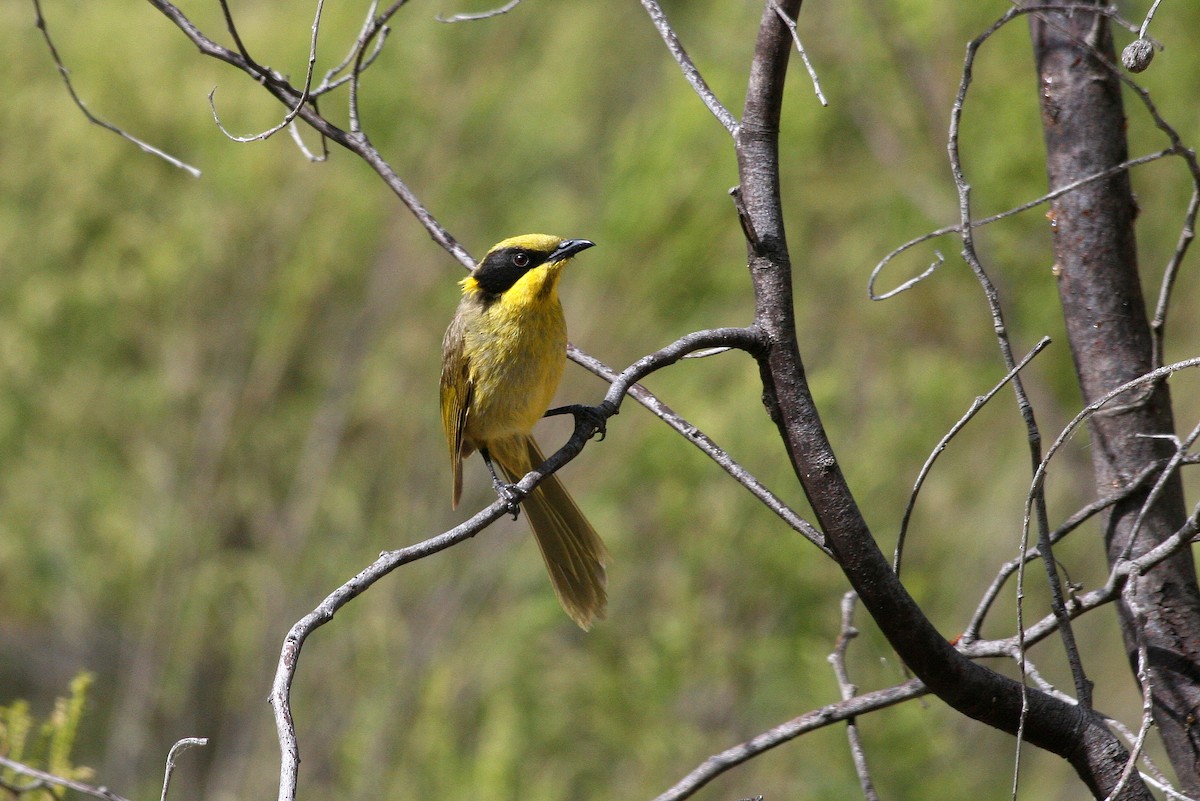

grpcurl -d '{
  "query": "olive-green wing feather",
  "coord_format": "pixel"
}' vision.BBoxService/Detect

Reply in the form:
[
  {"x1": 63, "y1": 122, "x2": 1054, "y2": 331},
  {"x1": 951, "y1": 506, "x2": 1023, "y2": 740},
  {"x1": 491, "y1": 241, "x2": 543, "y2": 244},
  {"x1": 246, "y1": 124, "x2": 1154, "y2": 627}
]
[{"x1": 440, "y1": 312, "x2": 473, "y2": 508}]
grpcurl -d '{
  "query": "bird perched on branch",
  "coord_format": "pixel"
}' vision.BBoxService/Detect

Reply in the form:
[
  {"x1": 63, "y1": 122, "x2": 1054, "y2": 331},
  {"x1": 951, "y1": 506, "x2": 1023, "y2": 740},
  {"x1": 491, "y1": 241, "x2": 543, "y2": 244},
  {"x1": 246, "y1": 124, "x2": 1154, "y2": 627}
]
[{"x1": 440, "y1": 234, "x2": 609, "y2": 629}]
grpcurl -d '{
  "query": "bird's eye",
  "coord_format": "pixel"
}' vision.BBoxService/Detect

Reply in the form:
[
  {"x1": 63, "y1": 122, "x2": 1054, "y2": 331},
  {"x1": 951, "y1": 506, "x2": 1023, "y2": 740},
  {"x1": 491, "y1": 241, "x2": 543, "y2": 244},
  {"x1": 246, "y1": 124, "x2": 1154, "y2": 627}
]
[{"x1": 512, "y1": 251, "x2": 530, "y2": 268}]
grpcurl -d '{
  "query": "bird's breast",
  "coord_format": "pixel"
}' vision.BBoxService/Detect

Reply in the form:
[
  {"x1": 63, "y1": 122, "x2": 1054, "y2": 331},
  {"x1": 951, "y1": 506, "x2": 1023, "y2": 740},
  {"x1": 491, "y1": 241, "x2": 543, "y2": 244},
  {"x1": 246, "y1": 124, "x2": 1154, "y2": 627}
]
[{"x1": 464, "y1": 298, "x2": 567, "y2": 442}]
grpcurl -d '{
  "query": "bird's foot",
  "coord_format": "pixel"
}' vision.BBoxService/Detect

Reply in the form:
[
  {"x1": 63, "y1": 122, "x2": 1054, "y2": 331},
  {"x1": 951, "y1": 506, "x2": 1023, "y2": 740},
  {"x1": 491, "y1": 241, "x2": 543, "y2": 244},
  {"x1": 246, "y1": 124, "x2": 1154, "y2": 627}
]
[
  {"x1": 491, "y1": 477, "x2": 523, "y2": 520},
  {"x1": 544, "y1": 402, "x2": 613, "y2": 441}
]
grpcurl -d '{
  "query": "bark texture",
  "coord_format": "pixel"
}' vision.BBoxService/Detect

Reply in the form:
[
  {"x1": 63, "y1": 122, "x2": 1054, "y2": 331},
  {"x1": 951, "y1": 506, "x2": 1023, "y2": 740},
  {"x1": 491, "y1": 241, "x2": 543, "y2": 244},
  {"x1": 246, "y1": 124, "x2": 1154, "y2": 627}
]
[
  {"x1": 1031, "y1": 3, "x2": 1200, "y2": 793},
  {"x1": 736, "y1": 1, "x2": 1153, "y2": 797}
]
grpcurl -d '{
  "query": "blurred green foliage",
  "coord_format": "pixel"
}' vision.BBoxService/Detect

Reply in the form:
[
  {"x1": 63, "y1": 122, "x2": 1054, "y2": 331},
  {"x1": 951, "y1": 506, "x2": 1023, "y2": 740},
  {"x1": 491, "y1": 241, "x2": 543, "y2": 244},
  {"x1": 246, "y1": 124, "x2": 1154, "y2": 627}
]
[
  {"x1": 1, "y1": 673, "x2": 93, "y2": 798},
  {"x1": 1, "y1": 1, "x2": 1199, "y2": 800}
]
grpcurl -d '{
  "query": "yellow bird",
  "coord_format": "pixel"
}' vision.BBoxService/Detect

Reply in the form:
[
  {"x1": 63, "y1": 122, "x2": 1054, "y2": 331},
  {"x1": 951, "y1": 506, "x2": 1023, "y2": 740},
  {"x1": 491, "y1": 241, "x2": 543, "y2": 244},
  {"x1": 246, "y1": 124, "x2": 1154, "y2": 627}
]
[{"x1": 440, "y1": 234, "x2": 608, "y2": 629}]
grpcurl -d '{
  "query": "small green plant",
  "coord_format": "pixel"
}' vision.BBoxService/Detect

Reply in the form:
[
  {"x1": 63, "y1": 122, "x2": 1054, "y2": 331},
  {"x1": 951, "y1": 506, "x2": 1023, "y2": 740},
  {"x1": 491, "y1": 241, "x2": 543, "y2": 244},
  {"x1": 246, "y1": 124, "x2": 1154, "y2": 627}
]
[{"x1": 0, "y1": 673, "x2": 94, "y2": 799}]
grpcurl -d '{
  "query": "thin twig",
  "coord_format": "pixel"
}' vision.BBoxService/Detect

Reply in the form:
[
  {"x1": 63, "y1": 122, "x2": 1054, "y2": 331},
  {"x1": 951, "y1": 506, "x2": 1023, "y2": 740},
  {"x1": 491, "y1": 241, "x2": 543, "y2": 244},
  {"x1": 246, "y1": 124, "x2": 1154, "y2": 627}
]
[
  {"x1": 1101, "y1": 608, "x2": 1156, "y2": 801},
  {"x1": 961, "y1": 457, "x2": 1168, "y2": 643},
  {"x1": 1025, "y1": 356, "x2": 1200, "y2": 566},
  {"x1": 31, "y1": 0, "x2": 201, "y2": 177},
  {"x1": 314, "y1": 2, "x2": 391, "y2": 97},
  {"x1": 827, "y1": 593, "x2": 879, "y2": 801},
  {"x1": 347, "y1": 1, "x2": 411, "y2": 134},
  {"x1": 1150, "y1": 187, "x2": 1198, "y2": 368},
  {"x1": 209, "y1": 0, "x2": 327, "y2": 144},
  {"x1": 1140, "y1": 773, "x2": 1200, "y2": 801},
  {"x1": 160, "y1": 738, "x2": 209, "y2": 801},
  {"x1": 953, "y1": 360, "x2": 1200, "y2": 664},
  {"x1": 218, "y1": 0, "x2": 261, "y2": 69},
  {"x1": 869, "y1": 147, "x2": 1177, "y2": 300},
  {"x1": 287, "y1": 118, "x2": 328, "y2": 162},
  {"x1": 894, "y1": 337, "x2": 1051, "y2": 575},
  {"x1": 1137, "y1": 0, "x2": 1165, "y2": 39},
  {"x1": 637, "y1": 0, "x2": 739, "y2": 135},
  {"x1": 1120, "y1": 419, "x2": 1200, "y2": 561},
  {"x1": 959, "y1": 499, "x2": 1200, "y2": 659},
  {"x1": 651, "y1": 679, "x2": 928, "y2": 801},
  {"x1": 770, "y1": 1, "x2": 827, "y2": 106},
  {"x1": 948, "y1": 5, "x2": 1093, "y2": 727},
  {"x1": 567, "y1": 344, "x2": 831, "y2": 556},
  {"x1": 0, "y1": 755, "x2": 134, "y2": 801},
  {"x1": 438, "y1": 0, "x2": 522, "y2": 23}
]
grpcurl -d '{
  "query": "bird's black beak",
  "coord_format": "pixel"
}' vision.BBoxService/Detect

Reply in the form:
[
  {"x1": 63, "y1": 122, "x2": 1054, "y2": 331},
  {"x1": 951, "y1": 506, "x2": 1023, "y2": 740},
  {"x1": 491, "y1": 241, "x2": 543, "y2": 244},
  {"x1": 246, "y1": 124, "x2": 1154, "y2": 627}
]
[{"x1": 548, "y1": 239, "x2": 595, "y2": 262}]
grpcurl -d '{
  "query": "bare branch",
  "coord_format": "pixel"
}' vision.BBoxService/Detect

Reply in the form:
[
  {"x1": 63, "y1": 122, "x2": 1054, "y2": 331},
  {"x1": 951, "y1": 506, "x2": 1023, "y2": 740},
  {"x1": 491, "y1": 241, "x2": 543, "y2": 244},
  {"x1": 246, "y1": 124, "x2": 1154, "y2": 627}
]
[
  {"x1": 596, "y1": 327, "x2": 765, "y2": 410},
  {"x1": 218, "y1": 0, "x2": 260, "y2": 68},
  {"x1": 208, "y1": 0, "x2": 327, "y2": 144},
  {"x1": 567, "y1": 344, "x2": 831, "y2": 555},
  {"x1": 160, "y1": 738, "x2": 209, "y2": 801},
  {"x1": 828, "y1": 593, "x2": 879, "y2": 801},
  {"x1": 963, "y1": 502, "x2": 1200, "y2": 659},
  {"x1": 287, "y1": 118, "x2": 329, "y2": 162},
  {"x1": 961, "y1": 457, "x2": 1168, "y2": 643},
  {"x1": 1136, "y1": 0, "x2": 1166, "y2": 39},
  {"x1": 31, "y1": 0, "x2": 201, "y2": 177},
  {"x1": 315, "y1": 2, "x2": 392, "y2": 97},
  {"x1": 1120, "y1": 419, "x2": 1200, "y2": 561},
  {"x1": 894, "y1": 336, "x2": 1052, "y2": 575},
  {"x1": 638, "y1": 0, "x2": 739, "y2": 135},
  {"x1": 268, "y1": 325, "x2": 777, "y2": 801},
  {"x1": 948, "y1": 2, "x2": 1092, "y2": 709},
  {"x1": 348, "y1": 2, "x2": 412, "y2": 134},
  {"x1": 1149, "y1": 184, "x2": 1199, "y2": 366},
  {"x1": 869, "y1": 148, "x2": 1176, "y2": 300},
  {"x1": 272, "y1": 511, "x2": 511, "y2": 801},
  {"x1": 0, "y1": 755, "x2": 135, "y2": 801},
  {"x1": 1101, "y1": 617, "x2": 1156, "y2": 801},
  {"x1": 652, "y1": 679, "x2": 928, "y2": 801},
  {"x1": 957, "y1": 356, "x2": 1200, "y2": 665},
  {"x1": 769, "y1": 1, "x2": 827, "y2": 106}
]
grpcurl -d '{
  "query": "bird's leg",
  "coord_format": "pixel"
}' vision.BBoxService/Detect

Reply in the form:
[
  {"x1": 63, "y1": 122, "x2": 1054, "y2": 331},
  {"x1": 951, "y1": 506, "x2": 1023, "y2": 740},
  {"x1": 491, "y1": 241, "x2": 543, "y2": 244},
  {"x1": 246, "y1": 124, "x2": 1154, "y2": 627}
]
[
  {"x1": 480, "y1": 447, "x2": 522, "y2": 520},
  {"x1": 544, "y1": 402, "x2": 613, "y2": 441}
]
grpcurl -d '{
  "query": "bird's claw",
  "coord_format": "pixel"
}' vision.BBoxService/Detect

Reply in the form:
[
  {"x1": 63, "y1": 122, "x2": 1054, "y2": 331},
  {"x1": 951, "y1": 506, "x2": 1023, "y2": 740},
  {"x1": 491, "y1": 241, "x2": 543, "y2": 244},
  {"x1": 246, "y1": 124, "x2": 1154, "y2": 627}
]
[
  {"x1": 492, "y1": 478, "x2": 523, "y2": 520},
  {"x1": 545, "y1": 403, "x2": 611, "y2": 441}
]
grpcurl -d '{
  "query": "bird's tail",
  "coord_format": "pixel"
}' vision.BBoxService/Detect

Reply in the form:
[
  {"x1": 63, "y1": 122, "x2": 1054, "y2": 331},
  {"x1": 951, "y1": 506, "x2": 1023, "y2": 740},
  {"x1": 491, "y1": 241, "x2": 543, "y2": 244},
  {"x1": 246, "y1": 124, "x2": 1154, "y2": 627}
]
[{"x1": 492, "y1": 434, "x2": 609, "y2": 629}]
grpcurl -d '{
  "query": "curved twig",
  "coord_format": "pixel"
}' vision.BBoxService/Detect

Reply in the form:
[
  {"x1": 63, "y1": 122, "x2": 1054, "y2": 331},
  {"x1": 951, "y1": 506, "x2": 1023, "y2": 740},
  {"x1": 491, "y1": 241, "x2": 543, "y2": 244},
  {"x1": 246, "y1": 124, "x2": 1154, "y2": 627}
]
[
  {"x1": 437, "y1": 0, "x2": 523, "y2": 23},
  {"x1": 598, "y1": 327, "x2": 764, "y2": 411},
  {"x1": 269, "y1": 325, "x2": 773, "y2": 801},
  {"x1": 160, "y1": 738, "x2": 209, "y2": 801},
  {"x1": 869, "y1": 147, "x2": 1177, "y2": 301},
  {"x1": 271, "y1": 500, "x2": 518, "y2": 801},
  {"x1": 894, "y1": 337, "x2": 1051, "y2": 576},
  {"x1": 208, "y1": 0, "x2": 326, "y2": 144}
]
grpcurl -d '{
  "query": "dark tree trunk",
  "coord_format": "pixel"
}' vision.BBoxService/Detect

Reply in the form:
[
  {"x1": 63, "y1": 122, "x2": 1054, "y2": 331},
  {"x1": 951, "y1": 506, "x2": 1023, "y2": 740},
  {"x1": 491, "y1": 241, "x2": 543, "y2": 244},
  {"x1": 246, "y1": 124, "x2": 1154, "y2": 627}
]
[
  {"x1": 735, "y1": 1, "x2": 1152, "y2": 797},
  {"x1": 1030, "y1": 3, "x2": 1200, "y2": 792}
]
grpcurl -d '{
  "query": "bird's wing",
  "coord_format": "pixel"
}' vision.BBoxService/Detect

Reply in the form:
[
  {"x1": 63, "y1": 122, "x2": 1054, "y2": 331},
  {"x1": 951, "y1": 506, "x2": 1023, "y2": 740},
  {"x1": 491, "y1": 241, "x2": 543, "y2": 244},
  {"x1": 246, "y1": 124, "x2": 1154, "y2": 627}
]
[{"x1": 440, "y1": 313, "x2": 474, "y2": 508}]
